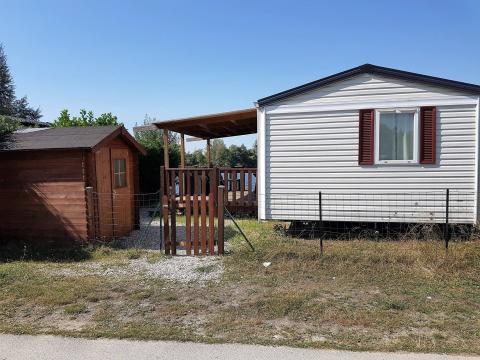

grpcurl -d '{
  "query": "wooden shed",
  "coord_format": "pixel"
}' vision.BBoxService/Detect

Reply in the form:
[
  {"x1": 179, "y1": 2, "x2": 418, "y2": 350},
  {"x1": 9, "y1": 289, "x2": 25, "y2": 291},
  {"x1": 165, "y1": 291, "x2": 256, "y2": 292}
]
[{"x1": 0, "y1": 126, "x2": 146, "y2": 246}]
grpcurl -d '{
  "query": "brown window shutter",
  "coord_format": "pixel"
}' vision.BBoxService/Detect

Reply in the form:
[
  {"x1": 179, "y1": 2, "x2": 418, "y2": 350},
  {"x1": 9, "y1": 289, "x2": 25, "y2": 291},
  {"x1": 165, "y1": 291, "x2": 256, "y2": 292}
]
[
  {"x1": 358, "y1": 109, "x2": 375, "y2": 165},
  {"x1": 420, "y1": 106, "x2": 436, "y2": 164}
]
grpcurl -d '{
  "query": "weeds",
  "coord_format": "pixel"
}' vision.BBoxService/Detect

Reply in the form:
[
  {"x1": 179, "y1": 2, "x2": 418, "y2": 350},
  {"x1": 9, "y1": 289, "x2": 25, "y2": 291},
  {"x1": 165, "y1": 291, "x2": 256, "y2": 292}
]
[
  {"x1": 64, "y1": 303, "x2": 87, "y2": 315},
  {"x1": 0, "y1": 219, "x2": 479, "y2": 354}
]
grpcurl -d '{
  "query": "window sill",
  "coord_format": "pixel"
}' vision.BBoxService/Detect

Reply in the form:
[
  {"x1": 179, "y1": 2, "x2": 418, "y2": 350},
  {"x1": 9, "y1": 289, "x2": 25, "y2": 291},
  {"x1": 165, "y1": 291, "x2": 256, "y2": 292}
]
[{"x1": 375, "y1": 161, "x2": 419, "y2": 166}]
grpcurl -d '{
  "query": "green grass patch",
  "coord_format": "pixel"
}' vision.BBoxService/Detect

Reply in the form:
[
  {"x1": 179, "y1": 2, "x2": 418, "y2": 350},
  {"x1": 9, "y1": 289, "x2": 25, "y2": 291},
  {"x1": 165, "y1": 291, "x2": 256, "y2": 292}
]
[
  {"x1": 0, "y1": 219, "x2": 479, "y2": 355},
  {"x1": 195, "y1": 264, "x2": 216, "y2": 274},
  {"x1": 64, "y1": 303, "x2": 87, "y2": 315}
]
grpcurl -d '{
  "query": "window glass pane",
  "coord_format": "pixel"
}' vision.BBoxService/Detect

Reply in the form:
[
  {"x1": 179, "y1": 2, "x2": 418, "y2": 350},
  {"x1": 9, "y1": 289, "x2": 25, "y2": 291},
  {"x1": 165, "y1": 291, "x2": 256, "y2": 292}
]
[
  {"x1": 379, "y1": 112, "x2": 414, "y2": 161},
  {"x1": 395, "y1": 113, "x2": 414, "y2": 160},
  {"x1": 379, "y1": 112, "x2": 395, "y2": 160},
  {"x1": 113, "y1": 159, "x2": 127, "y2": 188}
]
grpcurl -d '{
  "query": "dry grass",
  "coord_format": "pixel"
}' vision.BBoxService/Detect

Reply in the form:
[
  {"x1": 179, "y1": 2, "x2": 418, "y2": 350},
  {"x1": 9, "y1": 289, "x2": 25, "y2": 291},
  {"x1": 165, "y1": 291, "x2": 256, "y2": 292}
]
[{"x1": 0, "y1": 220, "x2": 479, "y2": 354}]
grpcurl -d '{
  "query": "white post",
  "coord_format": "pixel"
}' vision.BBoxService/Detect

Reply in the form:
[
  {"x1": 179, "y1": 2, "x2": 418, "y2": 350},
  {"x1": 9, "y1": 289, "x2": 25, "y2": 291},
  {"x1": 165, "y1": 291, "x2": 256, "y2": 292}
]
[{"x1": 257, "y1": 106, "x2": 266, "y2": 221}]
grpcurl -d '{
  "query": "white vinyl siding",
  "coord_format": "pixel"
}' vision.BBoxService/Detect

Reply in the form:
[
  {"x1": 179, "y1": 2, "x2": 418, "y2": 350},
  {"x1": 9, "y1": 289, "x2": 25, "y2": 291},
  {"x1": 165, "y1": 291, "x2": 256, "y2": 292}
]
[
  {"x1": 260, "y1": 74, "x2": 479, "y2": 224},
  {"x1": 272, "y1": 74, "x2": 477, "y2": 107}
]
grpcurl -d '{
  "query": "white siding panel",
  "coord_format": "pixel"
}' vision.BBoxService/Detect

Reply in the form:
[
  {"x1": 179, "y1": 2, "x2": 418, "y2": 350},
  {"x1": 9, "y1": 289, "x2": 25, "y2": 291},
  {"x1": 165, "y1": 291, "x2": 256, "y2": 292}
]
[
  {"x1": 273, "y1": 74, "x2": 478, "y2": 107},
  {"x1": 264, "y1": 97, "x2": 478, "y2": 223}
]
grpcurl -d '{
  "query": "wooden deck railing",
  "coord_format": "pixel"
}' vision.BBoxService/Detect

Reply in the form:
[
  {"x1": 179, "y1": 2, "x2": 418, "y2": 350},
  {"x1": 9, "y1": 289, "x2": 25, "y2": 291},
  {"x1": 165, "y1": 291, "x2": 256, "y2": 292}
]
[
  {"x1": 218, "y1": 167, "x2": 257, "y2": 210},
  {"x1": 161, "y1": 167, "x2": 257, "y2": 213}
]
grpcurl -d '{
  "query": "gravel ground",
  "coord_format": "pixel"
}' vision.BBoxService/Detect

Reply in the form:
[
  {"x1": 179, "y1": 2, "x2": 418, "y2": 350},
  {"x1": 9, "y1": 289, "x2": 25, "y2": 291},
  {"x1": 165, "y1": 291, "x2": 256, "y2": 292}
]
[
  {"x1": 116, "y1": 208, "x2": 162, "y2": 250},
  {"x1": 116, "y1": 207, "x2": 225, "y2": 255},
  {"x1": 46, "y1": 256, "x2": 223, "y2": 283}
]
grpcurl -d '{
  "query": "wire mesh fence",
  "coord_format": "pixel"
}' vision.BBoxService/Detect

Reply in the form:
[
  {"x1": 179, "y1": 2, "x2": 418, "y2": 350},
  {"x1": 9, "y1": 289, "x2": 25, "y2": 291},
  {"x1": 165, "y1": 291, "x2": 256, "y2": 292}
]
[
  {"x1": 260, "y1": 190, "x2": 476, "y2": 241},
  {"x1": 86, "y1": 188, "x2": 477, "y2": 250},
  {"x1": 89, "y1": 190, "x2": 162, "y2": 248}
]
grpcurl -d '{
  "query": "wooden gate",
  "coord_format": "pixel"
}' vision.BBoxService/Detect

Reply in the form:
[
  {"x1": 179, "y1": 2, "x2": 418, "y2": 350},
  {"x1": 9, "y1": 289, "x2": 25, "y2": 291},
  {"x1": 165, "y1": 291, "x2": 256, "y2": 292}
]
[{"x1": 160, "y1": 167, "x2": 224, "y2": 255}]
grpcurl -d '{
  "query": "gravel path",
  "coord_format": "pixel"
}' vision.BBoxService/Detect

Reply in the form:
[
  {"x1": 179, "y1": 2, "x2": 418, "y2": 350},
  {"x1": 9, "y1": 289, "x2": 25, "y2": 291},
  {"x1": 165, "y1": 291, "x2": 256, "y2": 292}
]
[
  {"x1": 116, "y1": 208, "x2": 162, "y2": 250},
  {"x1": 47, "y1": 256, "x2": 223, "y2": 283},
  {"x1": 0, "y1": 334, "x2": 477, "y2": 360}
]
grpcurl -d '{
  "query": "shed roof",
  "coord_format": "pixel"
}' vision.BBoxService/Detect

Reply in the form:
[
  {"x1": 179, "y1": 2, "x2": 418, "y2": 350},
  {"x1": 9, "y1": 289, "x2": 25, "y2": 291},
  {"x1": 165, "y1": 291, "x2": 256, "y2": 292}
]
[
  {"x1": 153, "y1": 108, "x2": 257, "y2": 139},
  {"x1": 0, "y1": 126, "x2": 146, "y2": 154},
  {"x1": 256, "y1": 64, "x2": 480, "y2": 106}
]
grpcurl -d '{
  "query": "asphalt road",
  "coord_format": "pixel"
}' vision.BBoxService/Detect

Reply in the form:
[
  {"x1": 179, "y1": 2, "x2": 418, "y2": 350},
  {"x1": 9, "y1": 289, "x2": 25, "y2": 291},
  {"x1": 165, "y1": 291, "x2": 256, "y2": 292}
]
[{"x1": 0, "y1": 334, "x2": 478, "y2": 360}]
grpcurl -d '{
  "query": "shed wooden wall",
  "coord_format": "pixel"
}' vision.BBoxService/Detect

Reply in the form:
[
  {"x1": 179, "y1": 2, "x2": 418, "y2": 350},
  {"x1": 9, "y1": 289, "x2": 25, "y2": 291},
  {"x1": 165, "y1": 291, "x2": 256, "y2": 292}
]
[
  {"x1": 0, "y1": 150, "x2": 88, "y2": 245},
  {"x1": 0, "y1": 135, "x2": 141, "y2": 246}
]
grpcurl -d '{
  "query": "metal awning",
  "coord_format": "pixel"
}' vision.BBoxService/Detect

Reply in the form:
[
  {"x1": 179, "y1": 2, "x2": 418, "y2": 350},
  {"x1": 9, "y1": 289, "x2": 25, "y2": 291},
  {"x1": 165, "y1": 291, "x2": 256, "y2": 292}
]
[{"x1": 153, "y1": 108, "x2": 257, "y2": 139}]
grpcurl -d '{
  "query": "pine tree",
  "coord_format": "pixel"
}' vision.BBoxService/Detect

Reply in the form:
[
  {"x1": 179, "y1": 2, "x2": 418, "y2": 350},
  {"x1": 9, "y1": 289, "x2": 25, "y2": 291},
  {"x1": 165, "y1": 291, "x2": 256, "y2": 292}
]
[
  {"x1": 0, "y1": 44, "x2": 42, "y2": 121},
  {"x1": 0, "y1": 44, "x2": 15, "y2": 116}
]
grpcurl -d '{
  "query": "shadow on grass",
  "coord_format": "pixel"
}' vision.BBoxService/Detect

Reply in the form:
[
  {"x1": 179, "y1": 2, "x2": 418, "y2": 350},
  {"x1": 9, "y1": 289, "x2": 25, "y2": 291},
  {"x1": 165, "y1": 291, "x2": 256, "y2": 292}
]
[{"x1": 0, "y1": 241, "x2": 93, "y2": 262}]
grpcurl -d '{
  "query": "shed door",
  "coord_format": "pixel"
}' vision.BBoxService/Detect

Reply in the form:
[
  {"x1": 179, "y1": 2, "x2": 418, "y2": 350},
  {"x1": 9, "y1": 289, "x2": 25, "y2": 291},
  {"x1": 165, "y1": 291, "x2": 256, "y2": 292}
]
[{"x1": 111, "y1": 148, "x2": 133, "y2": 236}]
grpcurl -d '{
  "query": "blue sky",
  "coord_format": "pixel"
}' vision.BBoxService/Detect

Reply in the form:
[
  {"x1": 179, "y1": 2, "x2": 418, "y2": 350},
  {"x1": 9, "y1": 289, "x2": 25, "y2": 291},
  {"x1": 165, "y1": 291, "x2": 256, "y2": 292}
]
[{"x1": 1, "y1": 0, "x2": 479, "y2": 151}]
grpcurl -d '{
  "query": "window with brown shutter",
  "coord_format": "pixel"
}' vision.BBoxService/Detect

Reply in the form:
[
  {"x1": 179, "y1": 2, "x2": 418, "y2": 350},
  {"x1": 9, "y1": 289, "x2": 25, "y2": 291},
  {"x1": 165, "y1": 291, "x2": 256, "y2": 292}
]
[
  {"x1": 419, "y1": 107, "x2": 436, "y2": 164},
  {"x1": 358, "y1": 109, "x2": 375, "y2": 165}
]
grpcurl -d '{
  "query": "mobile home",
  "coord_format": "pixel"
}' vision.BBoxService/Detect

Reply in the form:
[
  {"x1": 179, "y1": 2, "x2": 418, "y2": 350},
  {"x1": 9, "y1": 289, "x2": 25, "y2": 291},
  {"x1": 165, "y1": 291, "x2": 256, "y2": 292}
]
[{"x1": 256, "y1": 64, "x2": 480, "y2": 225}]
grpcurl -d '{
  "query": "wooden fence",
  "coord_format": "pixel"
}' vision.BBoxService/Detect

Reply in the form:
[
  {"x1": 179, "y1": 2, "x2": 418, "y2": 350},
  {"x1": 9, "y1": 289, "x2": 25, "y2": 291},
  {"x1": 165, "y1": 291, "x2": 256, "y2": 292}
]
[
  {"x1": 218, "y1": 168, "x2": 257, "y2": 212},
  {"x1": 161, "y1": 167, "x2": 225, "y2": 255}
]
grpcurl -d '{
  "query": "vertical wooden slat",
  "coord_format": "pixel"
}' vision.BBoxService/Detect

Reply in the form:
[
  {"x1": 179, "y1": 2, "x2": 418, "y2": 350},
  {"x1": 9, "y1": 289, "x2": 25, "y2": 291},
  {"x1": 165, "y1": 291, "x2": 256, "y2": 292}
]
[
  {"x1": 247, "y1": 170, "x2": 253, "y2": 207},
  {"x1": 201, "y1": 170, "x2": 207, "y2": 255},
  {"x1": 225, "y1": 169, "x2": 231, "y2": 207},
  {"x1": 215, "y1": 167, "x2": 220, "y2": 205},
  {"x1": 185, "y1": 170, "x2": 191, "y2": 255},
  {"x1": 232, "y1": 169, "x2": 237, "y2": 209},
  {"x1": 239, "y1": 170, "x2": 245, "y2": 207},
  {"x1": 208, "y1": 169, "x2": 216, "y2": 255},
  {"x1": 170, "y1": 170, "x2": 176, "y2": 255},
  {"x1": 163, "y1": 168, "x2": 170, "y2": 255},
  {"x1": 217, "y1": 185, "x2": 225, "y2": 255},
  {"x1": 193, "y1": 171, "x2": 200, "y2": 255},
  {"x1": 179, "y1": 169, "x2": 184, "y2": 207}
]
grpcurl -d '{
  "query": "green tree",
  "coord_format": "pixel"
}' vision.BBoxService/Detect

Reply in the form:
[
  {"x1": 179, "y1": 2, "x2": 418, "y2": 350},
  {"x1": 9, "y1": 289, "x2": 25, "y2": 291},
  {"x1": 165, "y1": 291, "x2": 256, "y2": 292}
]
[
  {"x1": 186, "y1": 149, "x2": 207, "y2": 167},
  {"x1": 0, "y1": 45, "x2": 15, "y2": 116},
  {"x1": 0, "y1": 115, "x2": 19, "y2": 139},
  {"x1": 210, "y1": 139, "x2": 230, "y2": 166},
  {"x1": 0, "y1": 44, "x2": 41, "y2": 121},
  {"x1": 185, "y1": 139, "x2": 257, "y2": 168},
  {"x1": 12, "y1": 96, "x2": 41, "y2": 121},
  {"x1": 52, "y1": 109, "x2": 121, "y2": 127},
  {"x1": 94, "y1": 112, "x2": 119, "y2": 126},
  {"x1": 135, "y1": 129, "x2": 180, "y2": 193}
]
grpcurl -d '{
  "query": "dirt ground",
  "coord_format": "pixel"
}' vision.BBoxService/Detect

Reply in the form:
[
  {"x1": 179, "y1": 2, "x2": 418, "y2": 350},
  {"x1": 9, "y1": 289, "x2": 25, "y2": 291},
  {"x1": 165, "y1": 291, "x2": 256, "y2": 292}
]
[{"x1": 0, "y1": 220, "x2": 479, "y2": 355}]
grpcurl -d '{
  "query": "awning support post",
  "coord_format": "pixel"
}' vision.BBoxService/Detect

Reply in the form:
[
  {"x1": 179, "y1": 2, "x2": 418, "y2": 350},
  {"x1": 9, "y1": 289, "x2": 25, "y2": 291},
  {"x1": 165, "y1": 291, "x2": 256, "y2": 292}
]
[
  {"x1": 163, "y1": 129, "x2": 169, "y2": 168},
  {"x1": 207, "y1": 138, "x2": 212, "y2": 167},
  {"x1": 180, "y1": 133, "x2": 185, "y2": 168}
]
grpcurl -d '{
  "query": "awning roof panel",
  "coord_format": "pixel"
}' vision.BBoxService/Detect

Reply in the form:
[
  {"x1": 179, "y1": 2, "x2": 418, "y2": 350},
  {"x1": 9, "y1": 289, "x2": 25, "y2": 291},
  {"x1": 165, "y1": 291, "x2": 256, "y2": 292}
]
[{"x1": 153, "y1": 108, "x2": 257, "y2": 139}]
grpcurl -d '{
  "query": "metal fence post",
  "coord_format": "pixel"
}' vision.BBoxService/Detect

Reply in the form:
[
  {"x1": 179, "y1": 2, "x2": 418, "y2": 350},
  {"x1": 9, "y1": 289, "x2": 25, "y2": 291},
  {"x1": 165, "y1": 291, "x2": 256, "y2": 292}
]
[
  {"x1": 445, "y1": 188, "x2": 450, "y2": 250},
  {"x1": 319, "y1": 191, "x2": 323, "y2": 256}
]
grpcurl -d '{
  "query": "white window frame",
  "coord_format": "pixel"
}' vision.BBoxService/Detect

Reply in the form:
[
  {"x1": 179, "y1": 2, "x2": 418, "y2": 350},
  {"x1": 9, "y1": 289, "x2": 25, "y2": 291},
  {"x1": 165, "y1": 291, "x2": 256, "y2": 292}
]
[{"x1": 375, "y1": 108, "x2": 419, "y2": 165}]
